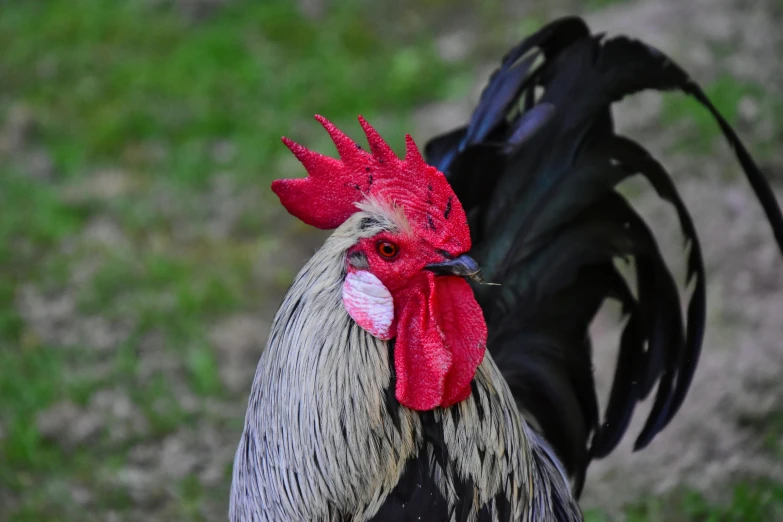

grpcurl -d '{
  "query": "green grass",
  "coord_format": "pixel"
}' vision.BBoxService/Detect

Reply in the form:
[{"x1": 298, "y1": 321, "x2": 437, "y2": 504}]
[
  {"x1": 0, "y1": 0, "x2": 458, "y2": 185},
  {"x1": 584, "y1": 0, "x2": 633, "y2": 10},
  {"x1": 585, "y1": 481, "x2": 783, "y2": 521},
  {"x1": 660, "y1": 71, "x2": 783, "y2": 165},
  {"x1": 737, "y1": 403, "x2": 783, "y2": 457},
  {"x1": 661, "y1": 75, "x2": 762, "y2": 154},
  {"x1": 0, "y1": 345, "x2": 65, "y2": 473},
  {"x1": 0, "y1": 1, "x2": 463, "y2": 519}
]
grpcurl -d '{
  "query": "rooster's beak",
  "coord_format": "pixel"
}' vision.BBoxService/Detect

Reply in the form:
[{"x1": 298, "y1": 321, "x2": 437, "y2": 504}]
[{"x1": 424, "y1": 254, "x2": 484, "y2": 283}]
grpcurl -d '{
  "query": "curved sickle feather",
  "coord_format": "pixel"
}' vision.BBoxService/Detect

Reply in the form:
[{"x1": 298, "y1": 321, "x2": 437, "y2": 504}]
[{"x1": 424, "y1": 16, "x2": 783, "y2": 492}]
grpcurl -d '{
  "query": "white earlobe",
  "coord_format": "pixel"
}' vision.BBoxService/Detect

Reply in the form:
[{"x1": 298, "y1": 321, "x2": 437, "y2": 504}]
[{"x1": 342, "y1": 271, "x2": 395, "y2": 340}]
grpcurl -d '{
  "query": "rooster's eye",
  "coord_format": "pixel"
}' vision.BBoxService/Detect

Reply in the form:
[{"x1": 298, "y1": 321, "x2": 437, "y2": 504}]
[{"x1": 376, "y1": 241, "x2": 399, "y2": 259}]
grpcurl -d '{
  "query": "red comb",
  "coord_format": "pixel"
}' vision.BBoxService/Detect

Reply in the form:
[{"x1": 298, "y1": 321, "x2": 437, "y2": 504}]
[{"x1": 273, "y1": 115, "x2": 471, "y2": 254}]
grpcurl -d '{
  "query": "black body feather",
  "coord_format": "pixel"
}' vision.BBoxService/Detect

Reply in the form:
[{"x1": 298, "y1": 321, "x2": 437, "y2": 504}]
[{"x1": 425, "y1": 16, "x2": 783, "y2": 495}]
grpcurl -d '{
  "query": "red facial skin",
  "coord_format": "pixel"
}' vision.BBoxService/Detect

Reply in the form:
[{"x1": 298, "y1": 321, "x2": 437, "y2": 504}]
[
  {"x1": 348, "y1": 233, "x2": 487, "y2": 411},
  {"x1": 349, "y1": 233, "x2": 442, "y2": 294}
]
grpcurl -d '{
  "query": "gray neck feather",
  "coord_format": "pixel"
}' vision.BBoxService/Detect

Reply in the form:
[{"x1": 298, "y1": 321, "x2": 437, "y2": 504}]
[{"x1": 230, "y1": 214, "x2": 422, "y2": 521}]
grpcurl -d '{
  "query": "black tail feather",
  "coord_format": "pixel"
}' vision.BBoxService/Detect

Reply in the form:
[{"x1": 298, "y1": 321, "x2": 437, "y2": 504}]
[{"x1": 608, "y1": 136, "x2": 707, "y2": 449}]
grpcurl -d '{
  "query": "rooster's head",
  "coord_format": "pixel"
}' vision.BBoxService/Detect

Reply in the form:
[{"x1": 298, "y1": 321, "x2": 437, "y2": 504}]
[{"x1": 272, "y1": 116, "x2": 488, "y2": 411}]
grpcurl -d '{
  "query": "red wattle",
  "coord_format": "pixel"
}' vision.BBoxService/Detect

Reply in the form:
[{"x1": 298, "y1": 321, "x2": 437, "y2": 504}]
[{"x1": 394, "y1": 273, "x2": 487, "y2": 410}]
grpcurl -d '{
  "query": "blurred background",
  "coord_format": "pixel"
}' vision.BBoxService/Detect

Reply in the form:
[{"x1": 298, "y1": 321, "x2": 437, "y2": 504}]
[{"x1": 0, "y1": 0, "x2": 781, "y2": 520}]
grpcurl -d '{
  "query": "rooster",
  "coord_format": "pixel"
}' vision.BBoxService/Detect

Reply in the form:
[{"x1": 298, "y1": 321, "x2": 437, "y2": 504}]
[{"x1": 230, "y1": 17, "x2": 783, "y2": 521}]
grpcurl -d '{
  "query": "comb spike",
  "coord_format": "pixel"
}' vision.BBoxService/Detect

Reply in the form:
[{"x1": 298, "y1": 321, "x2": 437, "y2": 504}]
[
  {"x1": 404, "y1": 134, "x2": 427, "y2": 169},
  {"x1": 281, "y1": 136, "x2": 341, "y2": 176},
  {"x1": 315, "y1": 114, "x2": 365, "y2": 162},
  {"x1": 273, "y1": 117, "x2": 471, "y2": 255},
  {"x1": 358, "y1": 115, "x2": 397, "y2": 163}
]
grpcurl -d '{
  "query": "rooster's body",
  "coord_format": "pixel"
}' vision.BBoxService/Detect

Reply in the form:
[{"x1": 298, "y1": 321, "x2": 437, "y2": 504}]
[{"x1": 230, "y1": 17, "x2": 783, "y2": 522}]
